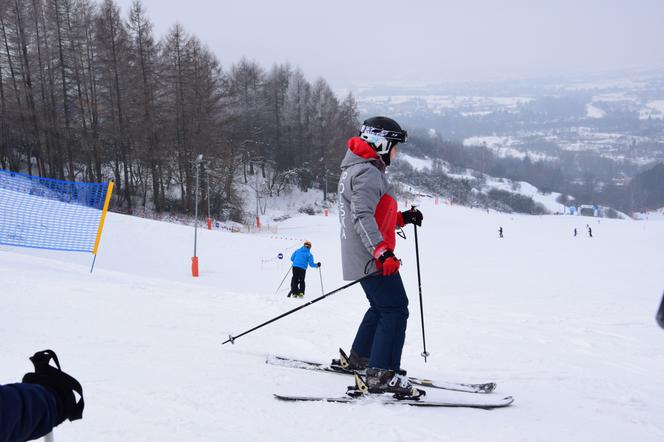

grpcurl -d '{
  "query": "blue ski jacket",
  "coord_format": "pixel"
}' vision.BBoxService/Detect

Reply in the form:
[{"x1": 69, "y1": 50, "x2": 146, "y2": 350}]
[
  {"x1": 291, "y1": 246, "x2": 317, "y2": 270},
  {"x1": 0, "y1": 383, "x2": 57, "y2": 442}
]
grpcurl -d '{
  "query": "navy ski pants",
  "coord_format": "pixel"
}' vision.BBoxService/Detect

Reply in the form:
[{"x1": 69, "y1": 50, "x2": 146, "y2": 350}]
[
  {"x1": 351, "y1": 273, "x2": 409, "y2": 371},
  {"x1": 290, "y1": 267, "x2": 306, "y2": 294}
]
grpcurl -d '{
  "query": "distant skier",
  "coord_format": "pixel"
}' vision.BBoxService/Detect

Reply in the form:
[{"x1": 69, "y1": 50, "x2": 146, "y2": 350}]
[
  {"x1": 337, "y1": 116, "x2": 423, "y2": 398},
  {"x1": 499, "y1": 227, "x2": 503, "y2": 238},
  {"x1": 287, "y1": 240, "x2": 320, "y2": 298},
  {"x1": 574, "y1": 228, "x2": 577, "y2": 237},
  {"x1": 588, "y1": 226, "x2": 593, "y2": 238}
]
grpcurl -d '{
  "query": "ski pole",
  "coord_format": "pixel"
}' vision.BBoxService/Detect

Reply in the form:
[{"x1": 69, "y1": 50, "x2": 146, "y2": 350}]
[
  {"x1": 223, "y1": 271, "x2": 379, "y2": 345},
  {"x1": 275, "y1": 266, "x2": 292, "y2": 295},
  {"x1": 318, "y1": 266, "x2": 325, "y2": 296},
  {"x1": 412, "y1": 207, "x2": 430, "y2": 362}
]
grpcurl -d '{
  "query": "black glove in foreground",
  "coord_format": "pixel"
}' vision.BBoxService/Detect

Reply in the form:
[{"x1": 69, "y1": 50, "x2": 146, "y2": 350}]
[{"x1": 22, "y1": 350, "x2": 84, "y2": 425}]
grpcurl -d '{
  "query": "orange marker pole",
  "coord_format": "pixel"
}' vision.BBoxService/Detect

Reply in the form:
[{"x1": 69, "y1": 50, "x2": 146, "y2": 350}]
[
  {"x1": 192, "y1": 256, "x2": 199, "y2": 277},
  {"x1": 90, "y1": 181, "x2": 114, "y2": 274}
]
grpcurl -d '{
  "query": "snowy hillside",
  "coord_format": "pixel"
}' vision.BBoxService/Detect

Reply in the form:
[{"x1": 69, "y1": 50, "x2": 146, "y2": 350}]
[
  {"x1": 397, "y1": 154, "x2": 567, "y2": 214},
  {"x1": 2, "y1": 199, "x2": 664, "y2": 441}
]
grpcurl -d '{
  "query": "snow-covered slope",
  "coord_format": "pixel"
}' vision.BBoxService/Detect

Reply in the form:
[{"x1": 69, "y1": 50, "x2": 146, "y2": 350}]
[
  {"x1": 634, "y1": 207, "x2": 664, "y2": 221},
  {"x1": 2, "y1": 199, "x2": 664, "y2": 441}
]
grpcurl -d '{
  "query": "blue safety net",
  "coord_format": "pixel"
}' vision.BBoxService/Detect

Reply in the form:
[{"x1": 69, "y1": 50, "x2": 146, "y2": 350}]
[{"x1": 0, "y1": 169, "x2": 110, "y2": 253}]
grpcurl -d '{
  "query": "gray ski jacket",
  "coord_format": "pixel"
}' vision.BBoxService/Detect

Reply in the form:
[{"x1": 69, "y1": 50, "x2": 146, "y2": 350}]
[{"x1": 338, "y1": 137, "x2": 404, "y2": 280}]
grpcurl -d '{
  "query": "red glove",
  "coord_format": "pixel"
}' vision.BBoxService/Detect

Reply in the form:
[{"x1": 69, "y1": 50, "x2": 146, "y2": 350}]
[{"x1": 373, "y1": 243, "x2": 400, "y2": 276}]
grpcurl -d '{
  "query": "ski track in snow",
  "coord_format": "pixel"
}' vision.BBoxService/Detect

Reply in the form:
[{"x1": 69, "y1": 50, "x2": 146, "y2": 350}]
[{"x1": 1, "y1": 200, "x2": 664, "y2": 441}]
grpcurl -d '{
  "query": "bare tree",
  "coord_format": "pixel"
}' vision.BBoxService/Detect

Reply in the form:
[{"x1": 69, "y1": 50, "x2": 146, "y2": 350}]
[{"x1": 0, "y1": 0, "x2": 359, "y2": 221}]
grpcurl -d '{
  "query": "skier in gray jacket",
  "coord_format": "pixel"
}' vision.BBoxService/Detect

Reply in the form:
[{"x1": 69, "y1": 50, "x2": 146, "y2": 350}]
[{"x1": 337, "y1": 116, "x2": 423, "y2": 397}]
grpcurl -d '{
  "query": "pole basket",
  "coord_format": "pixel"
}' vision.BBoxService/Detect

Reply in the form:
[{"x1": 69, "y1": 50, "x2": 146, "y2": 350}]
[
  {"x1": 191, "y1": 256, "x2": 199, "y2": 277},
  {"x1": 207, "y1": 218, "x2": 212, "y2": 230}
]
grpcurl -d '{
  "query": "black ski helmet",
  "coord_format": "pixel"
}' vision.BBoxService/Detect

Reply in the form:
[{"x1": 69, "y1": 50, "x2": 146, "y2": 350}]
[{"x1": 359, "y1": 116, "x2": 407, "y2": 161}]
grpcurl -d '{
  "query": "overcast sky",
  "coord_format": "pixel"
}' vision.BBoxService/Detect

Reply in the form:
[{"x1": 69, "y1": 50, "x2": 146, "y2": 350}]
[{"x1": 114, "y1": 0, "x2": 664, "y2": 90}]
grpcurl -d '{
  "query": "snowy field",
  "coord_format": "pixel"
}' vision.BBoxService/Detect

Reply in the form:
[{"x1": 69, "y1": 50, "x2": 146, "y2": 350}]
[{"x1": 2, "y1": 199, "x2": 664, "y2": 441}]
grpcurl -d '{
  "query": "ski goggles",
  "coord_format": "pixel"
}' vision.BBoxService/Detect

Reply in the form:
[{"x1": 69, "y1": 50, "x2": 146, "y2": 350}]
[{"x1": 359, "y1": 125, "x2": 408, "y2": 143}]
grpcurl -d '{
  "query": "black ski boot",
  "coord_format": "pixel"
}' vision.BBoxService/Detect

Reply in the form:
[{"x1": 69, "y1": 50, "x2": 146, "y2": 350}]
[
  {"x1": 364, "y1": 367, "x2": 424, "y2": 399},
  {"x1": 332, "y1": 348, "x2": 368, "y2": 371}
]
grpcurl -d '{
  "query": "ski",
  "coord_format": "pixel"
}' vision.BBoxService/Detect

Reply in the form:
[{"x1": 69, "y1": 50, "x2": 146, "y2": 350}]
[
  {"x1": 266, "y1": 354, "x2": 497, "y2": 394},
  {"x1": 274, "y1": 393, "x2": 514, "y2": 409}
]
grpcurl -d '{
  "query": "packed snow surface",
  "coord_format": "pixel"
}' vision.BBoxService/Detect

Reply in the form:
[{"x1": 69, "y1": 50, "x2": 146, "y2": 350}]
[{"x1": 2, "y1": 199, "x2": 664, "y2": 441}]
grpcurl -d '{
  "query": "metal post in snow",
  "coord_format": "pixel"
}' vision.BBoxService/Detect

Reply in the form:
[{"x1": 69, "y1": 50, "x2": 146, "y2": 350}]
[
  {"x1": 191, "y1": 154, "x2": 204, "y2": 276},
  {"x1": 194, "y1": 163, "x2": 199, "y2": 256}
]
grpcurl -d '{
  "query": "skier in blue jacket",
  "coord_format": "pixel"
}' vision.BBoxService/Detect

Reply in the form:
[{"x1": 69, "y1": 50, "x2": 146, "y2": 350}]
[
  {"x1": 0, "y1": 350, "x2": 84, "y2": 442},
  {"x1": 288, "y1": 240, "x2": 321, "y2": 298}
]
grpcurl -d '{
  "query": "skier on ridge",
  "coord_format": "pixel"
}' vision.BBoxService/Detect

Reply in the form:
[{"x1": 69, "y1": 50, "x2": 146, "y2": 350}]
[{"x1": 336, "y1": 116, "x2": 423, "y2": 397}]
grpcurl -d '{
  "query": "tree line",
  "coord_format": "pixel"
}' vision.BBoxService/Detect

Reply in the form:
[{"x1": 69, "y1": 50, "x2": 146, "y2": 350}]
[{"x1": 0, "y1": 0, "x2": 358, "y2": 220}]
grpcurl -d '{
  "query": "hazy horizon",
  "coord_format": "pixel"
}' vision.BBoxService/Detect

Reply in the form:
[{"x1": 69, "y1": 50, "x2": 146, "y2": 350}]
[{"x1": 115, "y1": 0, "x2": 664, "y2": 91}]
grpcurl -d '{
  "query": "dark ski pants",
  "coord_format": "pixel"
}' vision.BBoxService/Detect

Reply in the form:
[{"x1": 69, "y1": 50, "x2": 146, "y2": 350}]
[
  {"x1": 290, "y1": 266, "x2": 306, "y2": 294},
  {"x1": 351, "y1": 272, "x2": 409, "y2": 371}
]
